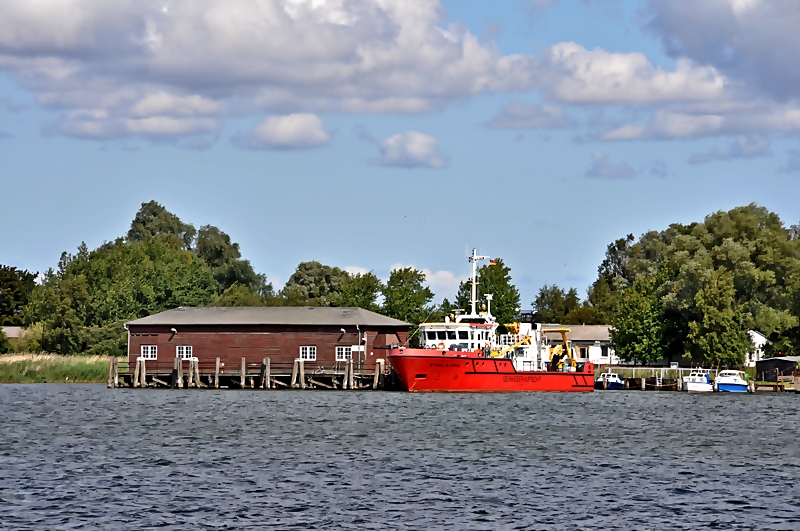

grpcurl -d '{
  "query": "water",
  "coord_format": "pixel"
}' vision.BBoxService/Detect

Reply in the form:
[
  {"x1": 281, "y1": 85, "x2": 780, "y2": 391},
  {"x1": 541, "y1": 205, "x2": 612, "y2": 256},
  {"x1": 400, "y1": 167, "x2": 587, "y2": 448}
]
[{"x1": 1, "y1": 386, "x2": 799, "y2": 530}]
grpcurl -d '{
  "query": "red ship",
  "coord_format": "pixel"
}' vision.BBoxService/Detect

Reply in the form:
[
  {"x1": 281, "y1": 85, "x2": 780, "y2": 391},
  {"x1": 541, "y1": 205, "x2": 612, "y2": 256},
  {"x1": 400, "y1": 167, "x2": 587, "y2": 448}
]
[{"x1": 387, "y1": 249, "x2": 595, "y2": 393}]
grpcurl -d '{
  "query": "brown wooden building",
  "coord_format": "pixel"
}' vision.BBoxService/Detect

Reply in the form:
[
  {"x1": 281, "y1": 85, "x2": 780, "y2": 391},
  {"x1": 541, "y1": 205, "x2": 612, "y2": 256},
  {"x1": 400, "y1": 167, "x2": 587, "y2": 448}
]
[{"x1": 126, "y1": 306, "x2": 410, "y2": 379}]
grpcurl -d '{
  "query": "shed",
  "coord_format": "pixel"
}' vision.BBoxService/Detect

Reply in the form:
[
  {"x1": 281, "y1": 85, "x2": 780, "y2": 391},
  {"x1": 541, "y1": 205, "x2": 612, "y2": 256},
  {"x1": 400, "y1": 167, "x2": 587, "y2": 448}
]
[
  {"x1": 125, "y1": 306, "x2": 410, "y2": 377},
  {"x1": 755, "y1": 356, "x2": 800, "y2": 382}
]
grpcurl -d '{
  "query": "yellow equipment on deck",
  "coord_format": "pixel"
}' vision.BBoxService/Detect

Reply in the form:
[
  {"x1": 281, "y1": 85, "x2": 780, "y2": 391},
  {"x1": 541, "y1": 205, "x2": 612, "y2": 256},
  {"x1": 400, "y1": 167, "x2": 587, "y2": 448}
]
[{"x1": 543, "y1": 327, "x2": 576, "y2": 369}]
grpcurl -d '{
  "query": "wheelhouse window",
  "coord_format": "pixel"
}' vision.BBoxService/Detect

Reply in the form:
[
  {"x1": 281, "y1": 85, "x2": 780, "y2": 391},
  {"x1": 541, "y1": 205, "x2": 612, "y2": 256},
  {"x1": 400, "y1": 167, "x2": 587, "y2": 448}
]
[
  {"x1": 141, "y1": 345, "x2": 157, "y2": 360},
  {"x1": 447, "y1": 331, "x2": 456, "y2": 340},
  {"x1": 458, "y1": 331, "x2": 469, "y2": 340},
  {"x1": 177, "y1": 346, "x2": 193, "y2": 359},
  {"x1": 426, "y1": 331, "x2": 436, "y2": 340},
  {"x1": 437, "y1": 331, "x2": 447, "y2": 340},
  {"x1": 300, "y1": 346, "x2": 317, "y2": 361},
  {"x1": 336, "y1": 346, "x2": 352, "y2": 361}
]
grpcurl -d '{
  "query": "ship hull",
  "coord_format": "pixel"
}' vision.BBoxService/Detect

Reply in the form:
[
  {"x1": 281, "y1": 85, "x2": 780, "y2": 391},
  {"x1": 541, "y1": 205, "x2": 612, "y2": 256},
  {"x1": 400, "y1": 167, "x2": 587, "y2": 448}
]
[{"x1": 388, "y1": 347, "x2": 594, "y2": 392}]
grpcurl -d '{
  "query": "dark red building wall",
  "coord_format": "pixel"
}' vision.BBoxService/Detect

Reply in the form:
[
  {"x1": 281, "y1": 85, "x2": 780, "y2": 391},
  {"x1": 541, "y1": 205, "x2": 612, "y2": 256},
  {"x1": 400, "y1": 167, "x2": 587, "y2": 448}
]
[{"x1": 127, "y1": 324, "x2": 409, "y2": 374}]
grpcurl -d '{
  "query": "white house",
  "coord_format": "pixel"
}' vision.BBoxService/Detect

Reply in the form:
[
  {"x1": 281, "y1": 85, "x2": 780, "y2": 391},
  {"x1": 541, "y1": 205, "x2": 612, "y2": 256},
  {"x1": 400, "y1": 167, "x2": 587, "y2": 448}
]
[{"x1": 746, "y1": 330, "x2": 770, "y2": 368}]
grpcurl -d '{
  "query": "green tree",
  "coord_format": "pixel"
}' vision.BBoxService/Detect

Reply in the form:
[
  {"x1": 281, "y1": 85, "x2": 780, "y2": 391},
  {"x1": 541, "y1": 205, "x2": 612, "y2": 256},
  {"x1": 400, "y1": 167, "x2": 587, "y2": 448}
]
[
  {"x1": 686, "y1": 267, "x2": 752, "y2": 365},
  {"x1": 195, "y1": 225, "x2": 270, "y2": 294},
  {"x1": 24, "y1": 238, "x2": 217, "y2": 355},
  {"x1": 0, "y1": 327, "x2": 12, "y2": 354},
  {"x1": 127, "y1": 200, "x2": 196, "y2": 250},
  {"x1": 455, "y1": 258, "x2": 521, "y2": 328},
  {"x1": 280, "y1": 261, "x2": 349, "y2": 306},
  {"x1": 209, "y1": 283, "x2": 266, "y2": 307},
  {"x1": 0, "y1": 265, "x2": 37, "y2": 325},
  {"x1": 609, "y1": 274, "x2": 666, "y2": 365},
  {"x1": 382, "y1": 267, "x2": 433, "y2": 346},
  {"x1": 532, "y1": 285, "x2": 581, "y2": 323},
  {"x1": 338, "y1": 272, "x2": 382, "y2": 312}
]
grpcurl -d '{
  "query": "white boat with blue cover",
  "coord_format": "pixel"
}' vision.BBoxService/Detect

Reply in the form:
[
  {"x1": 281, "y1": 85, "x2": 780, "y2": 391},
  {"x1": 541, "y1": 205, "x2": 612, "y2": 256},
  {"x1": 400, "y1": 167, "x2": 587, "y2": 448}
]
[
  {"x1": 714, "y1": 370, "x2": 749, "y2": 393},
  {"x1": 682, "y1": 370, "x2": 713, "y2": 392},
  {"x1": 595, "y1": 371, "x2": 625, "y2": 390}
]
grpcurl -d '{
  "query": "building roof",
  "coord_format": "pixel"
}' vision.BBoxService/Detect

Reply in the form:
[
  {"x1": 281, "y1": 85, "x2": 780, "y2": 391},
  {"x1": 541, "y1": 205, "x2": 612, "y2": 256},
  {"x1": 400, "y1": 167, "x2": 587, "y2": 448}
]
[
  {"x1": 758, "y1": 356, "x2": 800, "y2": 363},
  {"x1": 126, "y1": 306, "x2": 410, "y2": 327},
  {"x1": 542, "y1": 324, "x2": 611, "y2": 343},
  {"x1": 1, "y1": 326, "x2": 23, "y2": 339}
]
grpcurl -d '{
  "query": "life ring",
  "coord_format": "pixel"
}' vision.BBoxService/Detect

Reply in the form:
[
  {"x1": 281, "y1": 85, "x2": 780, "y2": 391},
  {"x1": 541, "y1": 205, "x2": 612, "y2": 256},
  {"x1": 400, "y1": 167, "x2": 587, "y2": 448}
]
[{"x1": 437, "y1": 342, "x2": 445, "y2": 350}]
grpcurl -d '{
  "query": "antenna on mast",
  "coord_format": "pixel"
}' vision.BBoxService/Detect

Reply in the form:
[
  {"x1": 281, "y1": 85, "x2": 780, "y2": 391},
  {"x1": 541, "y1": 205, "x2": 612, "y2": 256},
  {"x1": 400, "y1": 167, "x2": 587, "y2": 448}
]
[{"x1": 468, "y1": 248, "x2": 489, "y2": 316}]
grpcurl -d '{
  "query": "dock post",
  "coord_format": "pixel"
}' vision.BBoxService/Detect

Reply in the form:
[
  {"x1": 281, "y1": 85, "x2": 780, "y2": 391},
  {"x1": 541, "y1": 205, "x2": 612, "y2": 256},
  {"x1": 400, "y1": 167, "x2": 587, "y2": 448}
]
[
  {"x1": 291, "y1": 360, "x2": 299, "y2": 388},
  {"x1": 343, "y1": 359, "x2": 351, "y2": 389},
  {"x1": 214, "y1": 357, "x2": 220, "y2": 389},
  {"x1": 133, "y1": 359, "x2": 141, "y2": 388},
  {"x1": 299, "y1": 360, "x2": 306, "y2": 389},
  {"x1": 264, "y1": 358, "x2": 271, "y2": 389},
  {"x1": 107, "y1": 357, "x2": 115, "y2": 388},
  {"x1": 140, "y1": 359, "x2": 147, "y2": 388},
  {"x1": 177, "y1": 358, "x2": 184, "y2": 389},
  {"x1": 240, "y1": 357, "x2": 246, "y2": 389},
  {"x1": 113, "y1": 358, "x2": 119, "y2": 388},
  {"x1": 372, "y1": 359, "x2": 382, "y2": 389},
  {"x1": 194, "y1": 359, "x2": 202, "y2": 388},
  {"x1": 378, "y1": 359, "x2": 385, "y2": 389},
  {"x1": 603, "y1": 377, "x2": 608, "y2": 391},
  {"x1": 171, "y1": 358, "x2": 178, "y2": 388},
  {"x1": 187, "y1": 359, "x2": 195, "y2": 388},
  {"x1": 349, "y1": 359, "x2": 355, "y2": 390},
  {"x1": 640, "y1": 377, "x2": 646, "y2": 391}
]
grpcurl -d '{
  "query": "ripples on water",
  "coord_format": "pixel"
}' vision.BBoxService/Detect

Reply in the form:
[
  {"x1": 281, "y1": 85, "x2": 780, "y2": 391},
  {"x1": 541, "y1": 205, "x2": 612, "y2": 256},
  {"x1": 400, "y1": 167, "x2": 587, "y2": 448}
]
[{"x1": 1, "y1": 385, "x2": 799, "y2": 530}]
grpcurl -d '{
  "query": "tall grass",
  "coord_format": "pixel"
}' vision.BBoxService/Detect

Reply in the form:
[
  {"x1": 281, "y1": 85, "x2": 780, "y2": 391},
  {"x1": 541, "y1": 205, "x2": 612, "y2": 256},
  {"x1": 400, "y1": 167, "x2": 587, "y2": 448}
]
[{"x1": 0, "y1": 354, "x2": 120, "y2": 383}]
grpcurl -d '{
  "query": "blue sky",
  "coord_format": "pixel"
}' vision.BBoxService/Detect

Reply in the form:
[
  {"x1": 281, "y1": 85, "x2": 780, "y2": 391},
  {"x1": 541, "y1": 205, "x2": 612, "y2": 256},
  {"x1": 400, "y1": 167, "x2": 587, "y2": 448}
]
[{"x1": 1, "y1": 0, "x2": 799, "y2": 306}]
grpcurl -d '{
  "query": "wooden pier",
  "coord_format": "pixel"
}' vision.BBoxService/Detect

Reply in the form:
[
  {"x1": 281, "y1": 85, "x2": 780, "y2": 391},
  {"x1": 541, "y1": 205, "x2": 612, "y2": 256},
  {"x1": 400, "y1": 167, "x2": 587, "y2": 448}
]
[{"x1": 108, "y1": 357, "x2": 389, "y2": 390}]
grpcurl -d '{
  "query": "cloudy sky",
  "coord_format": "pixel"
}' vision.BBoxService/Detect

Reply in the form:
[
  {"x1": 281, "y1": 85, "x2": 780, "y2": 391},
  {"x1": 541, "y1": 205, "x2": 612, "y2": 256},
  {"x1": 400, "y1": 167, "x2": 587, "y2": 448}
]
[{"x1": 1, "y1": 0, "x2": 799, "y2": 305}]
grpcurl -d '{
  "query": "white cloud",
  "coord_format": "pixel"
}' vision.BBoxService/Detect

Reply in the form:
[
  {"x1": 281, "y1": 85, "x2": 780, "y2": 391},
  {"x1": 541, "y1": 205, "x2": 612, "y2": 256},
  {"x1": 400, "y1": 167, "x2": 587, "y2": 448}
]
[
  {"x1": 389, "y1": 263, "x2": 466, "y2": 299},
  {"x1": 486, "y1": 101, "x2": 573, "y2": 129},
  {"x1": 374, "y1": 131, "x2": 447, "y2": 168},
  {"x1": 585, "y1": 151, "x2": 637, "y2": 179},
  {"x1": 689, "y1": 135, "x2": 771, "y2": 164},
  {"x1": 345, "y1": 266, "x2": 369, "y2": 276},
  {"x1": 235, "y1": 114, "x2": 330, "y2": 150},
  {"x1": 541, "y1": 43, "x2": 727, "y2": 104},
  {"x1": 0, "y1": 0, "x2": 542, "y2": 140}
]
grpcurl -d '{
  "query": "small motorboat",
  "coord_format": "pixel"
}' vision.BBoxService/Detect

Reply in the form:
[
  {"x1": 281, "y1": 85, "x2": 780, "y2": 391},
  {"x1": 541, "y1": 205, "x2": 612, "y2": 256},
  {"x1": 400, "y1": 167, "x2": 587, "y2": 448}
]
[
  {"x1": 681, "y1": 370, "x2": 713, "y2": 392},
  {"x1": 714, "y1": 370, "x2": 749, "y2": 393},
  {"x1": 595, "y1": 371, "x2": 625, "y2": 390}
]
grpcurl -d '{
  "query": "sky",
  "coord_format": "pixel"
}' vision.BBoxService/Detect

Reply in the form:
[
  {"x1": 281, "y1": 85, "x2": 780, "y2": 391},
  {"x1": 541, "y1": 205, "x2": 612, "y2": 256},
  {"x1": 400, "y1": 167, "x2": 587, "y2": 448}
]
[{"x1": 1, "y1": 0, "x2": 800, "y2": 306}]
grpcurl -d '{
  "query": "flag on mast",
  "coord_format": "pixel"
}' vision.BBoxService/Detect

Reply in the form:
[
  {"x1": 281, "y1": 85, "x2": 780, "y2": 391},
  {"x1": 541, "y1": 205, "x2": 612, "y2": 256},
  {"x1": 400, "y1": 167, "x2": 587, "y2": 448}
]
[{"x1": 489, "y1": 259, "x2": 497, "y2": 266}]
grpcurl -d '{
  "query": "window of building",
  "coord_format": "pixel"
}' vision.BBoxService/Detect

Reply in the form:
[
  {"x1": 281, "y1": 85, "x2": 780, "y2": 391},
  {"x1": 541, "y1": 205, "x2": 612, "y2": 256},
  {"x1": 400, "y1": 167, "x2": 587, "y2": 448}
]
[
  {"x1": 601, "y1": 345, "x2": 609, "y2": 358},
  {"x1": 458, "y1": 331, "x2": 469, "y2": 340},
  {"x1": 336, "y1": 346, "x2": 352, "y2": 361},
  {"x1": 580, "y1": 347, "x2": 588, "y2": 359},
  {"x1": 300, "y1": 346, "x2": 317, "y2": 361},
  {"x1": 177, "y1": 346, "x2": 193, "y2": 359},
  {"x1": 141, "y1": 345, "x2": 157, "y2": 360}
]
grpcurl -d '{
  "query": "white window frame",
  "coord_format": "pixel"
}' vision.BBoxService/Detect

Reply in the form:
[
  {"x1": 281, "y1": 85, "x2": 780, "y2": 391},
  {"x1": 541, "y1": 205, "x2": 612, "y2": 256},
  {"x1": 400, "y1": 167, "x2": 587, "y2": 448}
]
[
  {"x1": 300, "y1": 346, "x2": 317, "y2": 361},
  {"x1": 336, "y1": 346, "x2": 352, "y2": 361},
  {"x1": 177, "y1": 345, "x2": 193, "y2": 359},
  {"x1": 141, "y1": 345, "x2": 157, "y2": 360}
]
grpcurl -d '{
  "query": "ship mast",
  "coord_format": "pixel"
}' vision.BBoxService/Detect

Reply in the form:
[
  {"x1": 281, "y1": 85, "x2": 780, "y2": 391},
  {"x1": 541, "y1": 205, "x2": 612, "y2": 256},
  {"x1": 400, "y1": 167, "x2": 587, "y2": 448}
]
[{"x1": 468, "y1": 248, "x2": 489, "y2": 316}]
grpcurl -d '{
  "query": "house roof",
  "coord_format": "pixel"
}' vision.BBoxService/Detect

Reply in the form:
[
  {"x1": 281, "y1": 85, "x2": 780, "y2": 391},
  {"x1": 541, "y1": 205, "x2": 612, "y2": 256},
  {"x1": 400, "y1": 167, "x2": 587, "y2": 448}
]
[
  {"x1": 126, "y1": 306, "x2": 410, "y2": 328},
  {"x1": 542, "y1": 324, "x2": 611, "y2": 343},
  {"x1": 758, "y1": 356, "x2": 800, "y2": 363},
  {"x1": 1, "y1": 326, "x2": 22, "y2": 339}
]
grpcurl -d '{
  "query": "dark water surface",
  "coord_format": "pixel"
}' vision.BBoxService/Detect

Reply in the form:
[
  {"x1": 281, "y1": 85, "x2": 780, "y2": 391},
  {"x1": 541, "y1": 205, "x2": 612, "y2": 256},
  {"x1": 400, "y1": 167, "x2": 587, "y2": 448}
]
[{"x1": 1, "y1": 385, "x2": 799, "y2": 530}]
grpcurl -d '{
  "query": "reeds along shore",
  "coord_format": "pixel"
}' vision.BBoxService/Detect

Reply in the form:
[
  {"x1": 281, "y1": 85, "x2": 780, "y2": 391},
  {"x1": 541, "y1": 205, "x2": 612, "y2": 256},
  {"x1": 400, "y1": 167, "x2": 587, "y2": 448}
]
[{"x1": 0, "y1": 354, "x2": 119, "y2": 383}]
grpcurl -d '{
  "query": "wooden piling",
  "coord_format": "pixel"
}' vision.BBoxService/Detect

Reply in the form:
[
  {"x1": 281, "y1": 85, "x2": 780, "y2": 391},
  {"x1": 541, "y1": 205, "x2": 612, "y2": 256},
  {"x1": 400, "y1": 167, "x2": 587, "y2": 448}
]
[
  {"x1": 194, "y1": 359, "x2": 203, "y2": 388},
  {"x1": 107, "y1": 357, "x2": 115, "y2": 388},
  {"x1": 171, "y1": 357, "x2": 178, "y2": 388},
  {"x1": 640, "y1": 377, "x2": 646, "y2": 391},
  {"x1": 113, "y1": 358, "x2": 119, "y2": 388},
  {"x1": 291, "y1": 359, "x2": 299, "y2": 388},
  {"x1": 240, "y1": 357, "x2": 246, "y2": 389},
  {"x1": 263, "y1": 358, "x2": 271, "y2": 389},
  {"x1": 214, "y1": 357, "x2": 220, "y2": 389},
  {"x1": 177, "y1": 357, "x2": 184, "y2": 389},
  {"x1": 348, "y1": 359, "x2": 355, "y2": 390},
  {"x1": 343, "y1": 359, "x2": 352, "y2": 390},
  {"x1": 132, "y1": 359, "x2": 141, "y2": 388},
  {"x1": 372, "y1": 359, "x2": 384, "y2": 389},
  {"x1": 603, "y1": 377, "x2": 608, "y2": 391},
  {"x1": 187, "y1": 359, "x2": 195, "y2": 388},
  {"x1": 140, "y1": 358, "x2": 147, "y2": 388},
  {"x1": 299, "y1": 360, "x2": 306, "y2": 389}
]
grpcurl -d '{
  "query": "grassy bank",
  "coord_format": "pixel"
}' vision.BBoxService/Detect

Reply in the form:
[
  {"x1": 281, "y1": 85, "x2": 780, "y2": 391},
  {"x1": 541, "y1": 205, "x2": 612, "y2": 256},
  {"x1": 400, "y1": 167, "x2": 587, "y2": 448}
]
[{"x1": 0, "y1": 354, "x2": 121, "y2": 383}]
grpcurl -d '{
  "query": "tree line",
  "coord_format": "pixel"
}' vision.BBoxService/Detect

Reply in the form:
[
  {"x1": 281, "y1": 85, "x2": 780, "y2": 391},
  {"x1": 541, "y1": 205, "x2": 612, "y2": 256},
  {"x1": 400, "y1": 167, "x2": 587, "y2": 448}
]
[
  {"x1": 0, "y1": 201, "x2": 521, "y2": 354},
  {"x1": 2, "y1": 201, "x2": 798, "y2": 367}
]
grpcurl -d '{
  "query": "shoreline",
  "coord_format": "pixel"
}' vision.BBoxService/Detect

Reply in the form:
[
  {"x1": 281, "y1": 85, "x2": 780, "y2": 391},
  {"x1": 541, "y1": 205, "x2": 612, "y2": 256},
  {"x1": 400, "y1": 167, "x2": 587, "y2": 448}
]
[{"x1": 0, "y1": 353, "x2": 122, "y2": 384}]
